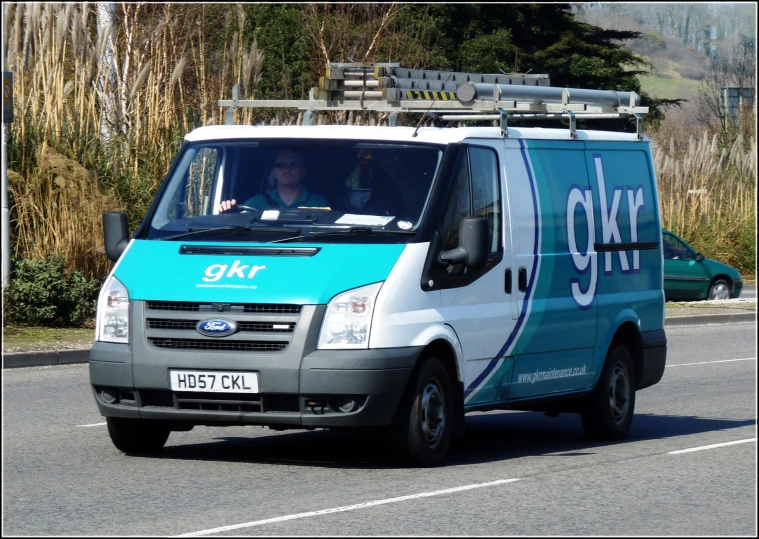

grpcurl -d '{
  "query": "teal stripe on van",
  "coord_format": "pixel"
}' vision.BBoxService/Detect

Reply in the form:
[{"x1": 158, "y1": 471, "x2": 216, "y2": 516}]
[{"x1": 114, "y1": 240, "x2": 406, "y2": 304}]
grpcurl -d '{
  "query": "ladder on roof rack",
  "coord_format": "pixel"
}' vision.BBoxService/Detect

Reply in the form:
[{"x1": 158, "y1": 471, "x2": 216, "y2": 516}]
[
  {"x1": 219, "y1": 62, "x2": 648, "y2": 139},
  {"x1": 318, "y1": 62, "x2": 551, "y2": 101}
]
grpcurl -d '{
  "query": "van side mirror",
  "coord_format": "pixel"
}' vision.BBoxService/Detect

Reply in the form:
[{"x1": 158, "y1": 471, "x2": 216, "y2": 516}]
[
  {"x1": 439, "y1": 217, "x2": 489, "y2": 268},
  {"x1": 103, "y1": 211, "x2": 130, "y2": 262},
  {"x1": 695, "y1": 253, "x2": 705, "y2": 262}
]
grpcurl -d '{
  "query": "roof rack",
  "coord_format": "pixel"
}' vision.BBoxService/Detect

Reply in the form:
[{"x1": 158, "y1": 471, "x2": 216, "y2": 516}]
[{"x1": 219, "y1": 62, "x2": 648, "y2": 139}]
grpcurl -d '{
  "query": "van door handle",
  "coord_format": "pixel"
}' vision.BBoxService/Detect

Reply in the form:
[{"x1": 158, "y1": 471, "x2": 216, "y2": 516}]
[
  {"x1": 518, "y1": 268, "x2": 527, "y2": 292},
  {"x1": 505, "y1": 269, "x2": 512, "y2": 294}
]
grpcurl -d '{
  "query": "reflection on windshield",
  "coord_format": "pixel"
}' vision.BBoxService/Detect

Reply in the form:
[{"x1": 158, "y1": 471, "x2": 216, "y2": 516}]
[{"x1": 149, "y1": 139, "x2": 443, "y2": 240}]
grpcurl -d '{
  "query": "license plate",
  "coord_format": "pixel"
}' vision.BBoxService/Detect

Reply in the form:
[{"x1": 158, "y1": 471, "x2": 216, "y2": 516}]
[{"x1": 169, "y1": 370, "x2": 259, "y2": 393}]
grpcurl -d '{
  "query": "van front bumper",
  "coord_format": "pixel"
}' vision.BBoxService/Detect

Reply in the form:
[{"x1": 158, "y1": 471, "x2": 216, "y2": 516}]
[{"x1": 90, "y1": 343, "x2": 421, "y2": 428}]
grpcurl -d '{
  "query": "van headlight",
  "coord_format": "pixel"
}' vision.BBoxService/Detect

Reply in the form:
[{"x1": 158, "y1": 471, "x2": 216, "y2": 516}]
[
  {"x1": 96, "y1": 275, "x2": 129, "y2": 344},
  {"x1": 317, "y1": 282, "x2": 382, "y2": 349}
]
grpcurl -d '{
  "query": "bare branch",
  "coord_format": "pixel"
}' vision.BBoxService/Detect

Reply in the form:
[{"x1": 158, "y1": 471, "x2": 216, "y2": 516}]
[
  {"x1": 318, "y1": 19, "x2": 330, "y2": 64},
  {"x1": 363, "y1": 2, "x2": 399, "y2": 62}
]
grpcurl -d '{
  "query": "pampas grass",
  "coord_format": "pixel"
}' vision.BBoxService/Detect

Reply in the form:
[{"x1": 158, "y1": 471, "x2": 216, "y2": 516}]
[
  {"x1": 654, "y1": 128, "x2": 756, "y2": 276},
  {"x1": 6, "y1": 3, "x2": 265, "y2": 281}
]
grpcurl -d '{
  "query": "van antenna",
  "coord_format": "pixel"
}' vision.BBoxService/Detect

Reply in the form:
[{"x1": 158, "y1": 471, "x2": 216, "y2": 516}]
[{"x1": 412, "y1": 73, "x2": 453, "y2": 138}]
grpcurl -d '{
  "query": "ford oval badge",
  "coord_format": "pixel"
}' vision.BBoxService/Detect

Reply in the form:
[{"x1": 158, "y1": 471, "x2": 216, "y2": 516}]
[{"x1": 196, "y1": 318, "x2": 237, "y2": 337}]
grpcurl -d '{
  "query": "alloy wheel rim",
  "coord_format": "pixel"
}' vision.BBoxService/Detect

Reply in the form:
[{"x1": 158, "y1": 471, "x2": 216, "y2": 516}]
[
  {"x1": 711, "y1": 283, "x2": 730, "y2": 300},
  {"x1": 608, "y1": 363, "x2": 630, "y2": 423},
  {"x1": 420, "y1": 379, "x2": 445, "y2": 448}
]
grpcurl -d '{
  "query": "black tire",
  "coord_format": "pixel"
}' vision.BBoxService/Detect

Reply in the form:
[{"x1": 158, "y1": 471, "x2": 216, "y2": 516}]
[
  {"x1": 106, "y1": 417, "x2": 170, "y2": 454},
  {"x1": 391, "y1": 357, "x2": 453, "y2": 467},
  {"x1": 581, "y1": 344, "x2": 636, "y2": 441},
  {"x1": 708, "y1": 278, "x2": 732, "y2": 300}
]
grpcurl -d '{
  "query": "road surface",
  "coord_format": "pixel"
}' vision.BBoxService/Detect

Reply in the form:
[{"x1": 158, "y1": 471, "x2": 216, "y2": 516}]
[{"x1": 3, "y1": 321, "x2": 756, "y2": 536}]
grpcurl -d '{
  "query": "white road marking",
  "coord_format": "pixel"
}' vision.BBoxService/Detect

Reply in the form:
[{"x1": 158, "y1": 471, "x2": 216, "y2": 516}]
[
  {"x1": 176, "y1": 478, "x2": 522, "y2": 537},
  {"x1": 669, "y1": 438, "x2": 757, "y2": 455},
  {"x1": 666, "y1": 357, "x2": 755, "y2": 367},
  {"x1": 76, "y1": 422, "x2": 107, "y2": 427}
]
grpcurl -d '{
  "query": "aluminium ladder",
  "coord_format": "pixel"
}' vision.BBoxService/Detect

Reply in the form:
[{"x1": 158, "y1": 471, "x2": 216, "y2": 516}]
[{"x1": 219, "y1": 62, "x2": 648, "y2": 139}]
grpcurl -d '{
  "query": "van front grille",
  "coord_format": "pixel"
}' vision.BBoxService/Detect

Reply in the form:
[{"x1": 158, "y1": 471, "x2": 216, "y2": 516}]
[
  {"x1": 174, "y1": 392, "x2": 262, "y2": 413},
  {"x1": 149, "y1": 338, "x2": 288, "y2": 352},
  {"x1": 142, "y1": 300, "x2": 302, "y2": 353},
  {"x1": 179, "y1": 245, "x2": 319, "y2": 257},
  {"x1": 137, "y1": 390, "x2": 300, "y2": 413},
  {"x1": 146, "y1": 301, "x2": 302, "y2": 314},
  {"x1": 147, "y1": 319, "x2": 295, "y2": 333}
]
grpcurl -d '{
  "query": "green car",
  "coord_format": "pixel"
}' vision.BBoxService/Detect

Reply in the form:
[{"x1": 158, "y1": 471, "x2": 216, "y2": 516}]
[{"x1": 662, "y1": 229, "x2": 743, "y2": 301}]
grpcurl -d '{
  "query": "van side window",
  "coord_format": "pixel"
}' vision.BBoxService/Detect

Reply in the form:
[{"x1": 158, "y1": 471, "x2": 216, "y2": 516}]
[
  {"x1": 440, "y1": 147, "x2": 503, "y2": 253},
  {"x1": 469, "y1": 147, "x2": 503, "y2": 254},
  {"x1": 440, "y1": 151, "x2": 472, "y2": 253},
  {"x1": 439, "y1": 146, "x2": 502, "y2": 276}
]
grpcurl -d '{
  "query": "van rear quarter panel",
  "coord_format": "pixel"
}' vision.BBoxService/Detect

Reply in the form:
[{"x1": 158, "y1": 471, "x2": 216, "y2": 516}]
[
  {"x1": 504, "y1": 139, "x2": 663, "y2": 399},
  {"x1": 584, "y1": 142, "x2": 664, "y2": 380}
]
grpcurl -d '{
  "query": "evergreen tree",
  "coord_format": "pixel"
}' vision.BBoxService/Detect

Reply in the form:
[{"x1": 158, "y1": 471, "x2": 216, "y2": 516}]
[
  {"x1": 419, "y1": 4, "x2": 681, "y2": 129},
  {"x1": 204, "y1": 3, "x2": 680, "y2": 127}
]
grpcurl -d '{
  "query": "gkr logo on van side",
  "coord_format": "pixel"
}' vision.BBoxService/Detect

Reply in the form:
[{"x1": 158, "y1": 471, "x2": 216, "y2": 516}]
[
  {"x1": 566, "y1": 155, "x2": 646, "y2": 309},
  {"x1": 196, "y1": 319, "x2": 238, "y2": 337}
]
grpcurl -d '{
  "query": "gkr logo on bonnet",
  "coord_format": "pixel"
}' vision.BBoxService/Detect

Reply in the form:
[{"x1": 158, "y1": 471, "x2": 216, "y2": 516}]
[
  {"x1": 196, "y1": 318, "x2": 238, "y2": 337},
  {"x1": 202, "y1": 260, "x2": 267, "y2": 282}
]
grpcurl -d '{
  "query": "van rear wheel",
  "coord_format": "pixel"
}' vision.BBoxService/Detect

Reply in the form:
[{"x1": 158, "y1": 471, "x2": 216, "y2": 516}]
[
  {"x1": 106, "y1": 417, "x2": 170, "y2": 453},
  {"x1": 581, "y1": 344, "x2": 636, "y2": 441},
  {"x1": 391, "y1": 357, "x2": 453, "y2": 467}
]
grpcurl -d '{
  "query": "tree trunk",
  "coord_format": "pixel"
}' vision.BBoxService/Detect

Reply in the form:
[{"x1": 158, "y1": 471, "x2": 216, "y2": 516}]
[{"x1": 97, "y1": 2, "x2": 118, "y2": 144}]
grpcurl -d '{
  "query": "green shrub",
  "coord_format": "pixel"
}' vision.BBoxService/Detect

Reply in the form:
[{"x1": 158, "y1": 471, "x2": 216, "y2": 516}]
[{"x1": 3, "y1": 256, "x2": 101, "y2": 327}]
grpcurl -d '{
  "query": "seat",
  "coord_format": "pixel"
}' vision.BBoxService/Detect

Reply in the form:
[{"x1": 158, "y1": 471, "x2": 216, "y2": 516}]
[{"x1": 338, "y1": 162, "x2": 405, "y2": 217}]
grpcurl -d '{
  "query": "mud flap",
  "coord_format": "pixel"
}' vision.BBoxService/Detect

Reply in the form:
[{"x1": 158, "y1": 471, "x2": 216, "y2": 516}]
[{"x1": 452, "y1": 380, "x2": 466, "y2": 440}]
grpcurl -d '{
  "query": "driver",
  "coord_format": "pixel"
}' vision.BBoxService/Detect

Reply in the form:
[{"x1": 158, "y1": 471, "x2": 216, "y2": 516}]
[{"x1": 218, "y1": 149, "x2": 329, "y2": 212}]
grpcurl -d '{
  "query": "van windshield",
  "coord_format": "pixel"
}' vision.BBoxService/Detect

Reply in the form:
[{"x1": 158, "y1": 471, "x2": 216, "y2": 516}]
[{"x1": 148, "y1": 139, "x2": 444, "y2": 242}]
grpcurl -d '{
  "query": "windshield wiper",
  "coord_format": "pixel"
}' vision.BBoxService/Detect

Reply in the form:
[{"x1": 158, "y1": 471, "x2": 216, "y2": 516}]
[
  {"x1": 160, "y1": 225, "x2": 300, "y2": 241},
  {"x1": 269, "y1": 227, "x2": 414, "y2": 244}
]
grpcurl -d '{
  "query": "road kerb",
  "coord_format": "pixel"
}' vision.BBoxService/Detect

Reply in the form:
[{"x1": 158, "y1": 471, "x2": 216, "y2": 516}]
[
  {"x1": 3, "y1": 349, "x2": 89, "y2": 369},
  {"x1": 3, "y1": 350, "x2": 62, "y2": 368},
  {"x1": 58, "y1": 349, "x2": 91, "y2": 364}
]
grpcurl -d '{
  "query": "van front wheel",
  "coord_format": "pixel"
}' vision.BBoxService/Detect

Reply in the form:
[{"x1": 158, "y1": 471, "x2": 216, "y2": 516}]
[
  {"x1": 106, "y1": 417, "x2": 170, "y2": 453},
  {"x1": 581, "y1": 344, "x2": 636, "y2": 441},
  {"x1": 392, "y1": 357, "x2": 453, "y2": 467}
]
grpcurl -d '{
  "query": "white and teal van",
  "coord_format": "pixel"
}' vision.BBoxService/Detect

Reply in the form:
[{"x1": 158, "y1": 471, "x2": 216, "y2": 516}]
[{"x1": 91, "y1": 101, "x2": 667, "y2": 466}]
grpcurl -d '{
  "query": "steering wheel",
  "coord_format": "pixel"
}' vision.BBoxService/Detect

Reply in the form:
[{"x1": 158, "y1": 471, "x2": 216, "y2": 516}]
[{"x1": 227, "y1": 204, "x2": 260, "y2": 213}]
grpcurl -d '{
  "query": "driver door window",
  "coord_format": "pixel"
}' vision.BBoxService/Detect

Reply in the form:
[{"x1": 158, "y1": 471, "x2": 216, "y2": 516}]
[{"x1": 440, "y1": 146, "x2": 502, "y2": 277}]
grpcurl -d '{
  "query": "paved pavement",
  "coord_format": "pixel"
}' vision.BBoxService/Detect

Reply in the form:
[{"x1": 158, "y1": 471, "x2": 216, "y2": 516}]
[
  {"x1": 664, "y1": 296, "x2": 756, "y2": 326},
  {"x1": 2, "y1": 321, "x2": 755, "y2": 535},
  {"x1": 741, "y1": 284, "x2": 756, "y2": 299}
]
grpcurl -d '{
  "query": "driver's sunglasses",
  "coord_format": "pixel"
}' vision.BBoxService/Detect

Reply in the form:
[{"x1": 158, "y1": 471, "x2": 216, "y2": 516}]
[{"x1": 274, "y1": 161, "x2": 304, "y2": 170}]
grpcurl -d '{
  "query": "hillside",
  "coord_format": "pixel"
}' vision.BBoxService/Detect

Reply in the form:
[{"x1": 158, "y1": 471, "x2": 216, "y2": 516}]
[
  {"x1": 573, "y1": 3, "x2": 756, "y2": 117},
  {"x1": 627, "y1": 32, "x2": 708, "y2": 100}
]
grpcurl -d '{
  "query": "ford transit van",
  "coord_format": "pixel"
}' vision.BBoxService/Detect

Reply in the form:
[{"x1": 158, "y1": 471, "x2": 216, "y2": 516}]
[{"x1": 91, "y1": 72, "x2": 667, "y2": 467}]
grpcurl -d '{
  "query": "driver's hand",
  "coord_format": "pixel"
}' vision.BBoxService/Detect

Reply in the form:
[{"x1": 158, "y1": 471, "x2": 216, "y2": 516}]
[{"x1": 217, "y1": 199, "x2": 237, "y2": 213}]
